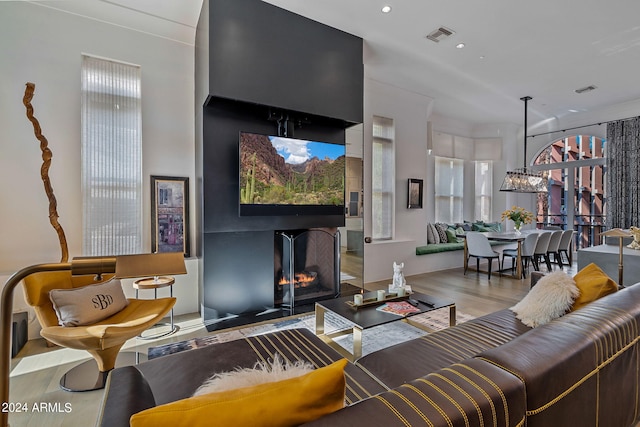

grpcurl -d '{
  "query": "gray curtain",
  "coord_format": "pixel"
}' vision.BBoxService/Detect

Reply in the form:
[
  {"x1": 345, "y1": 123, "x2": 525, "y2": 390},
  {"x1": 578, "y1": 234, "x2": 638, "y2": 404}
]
[{"x1": 606, "y1": 118, "x2": 640, "y2": 228}]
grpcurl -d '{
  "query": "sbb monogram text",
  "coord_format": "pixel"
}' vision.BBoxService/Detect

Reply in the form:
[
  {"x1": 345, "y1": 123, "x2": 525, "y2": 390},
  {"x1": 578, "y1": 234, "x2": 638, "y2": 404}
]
[{"x1": 92, "y1": 294, "x2": 114, "y2": 310}]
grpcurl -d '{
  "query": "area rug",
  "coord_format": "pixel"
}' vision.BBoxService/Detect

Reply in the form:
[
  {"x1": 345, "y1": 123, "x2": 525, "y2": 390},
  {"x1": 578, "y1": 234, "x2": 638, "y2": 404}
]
[{"x1": 148, "y1": 308, "x2": 474, "y2": 360}]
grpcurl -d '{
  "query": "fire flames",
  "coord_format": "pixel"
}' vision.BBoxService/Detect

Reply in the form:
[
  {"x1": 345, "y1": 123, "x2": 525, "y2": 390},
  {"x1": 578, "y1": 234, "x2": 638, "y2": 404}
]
[{"x1": 278, "y1": 271, "x2": 317, "y2": 288}]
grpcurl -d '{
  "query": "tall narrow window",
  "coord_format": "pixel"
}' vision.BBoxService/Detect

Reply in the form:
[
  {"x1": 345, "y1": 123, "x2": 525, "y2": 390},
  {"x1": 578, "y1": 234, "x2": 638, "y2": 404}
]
[
  {"x1": 434, "y1": 156, "x2": 463, "y2": 223},
  {"x1": 474, "y1": 161, "x2": 492, "y2": 222},
  {"x1": 81, "y1": 55, "x2": 142, "y2": 255},
  {"x1": 372, "y1": 116, "x2": 394, "y2": 240}
]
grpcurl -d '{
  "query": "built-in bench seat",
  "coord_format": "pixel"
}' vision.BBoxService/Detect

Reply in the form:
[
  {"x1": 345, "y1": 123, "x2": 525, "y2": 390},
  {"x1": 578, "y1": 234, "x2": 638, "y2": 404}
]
[{"x1": 416, "y1": 240, "x2": 503, "y2": 255}]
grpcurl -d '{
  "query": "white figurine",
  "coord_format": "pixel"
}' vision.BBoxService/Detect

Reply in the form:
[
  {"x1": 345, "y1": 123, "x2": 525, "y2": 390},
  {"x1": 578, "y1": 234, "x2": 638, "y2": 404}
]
[
  {"x1": 392, "y1": 262, "x2": 406, "y2": 290},
  {"x1": 628, "y1": 226, "x2": 640, "y2": 250}
]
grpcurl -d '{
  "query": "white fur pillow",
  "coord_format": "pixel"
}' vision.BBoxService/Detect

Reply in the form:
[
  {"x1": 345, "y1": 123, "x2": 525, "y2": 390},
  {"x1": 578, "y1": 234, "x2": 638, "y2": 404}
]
[
  {"x1": 511, "y1": 271, "x2": 580, "y2": 327},
  {"x1": 193, "y1": 353, "x2": 314, "y2": 396}
]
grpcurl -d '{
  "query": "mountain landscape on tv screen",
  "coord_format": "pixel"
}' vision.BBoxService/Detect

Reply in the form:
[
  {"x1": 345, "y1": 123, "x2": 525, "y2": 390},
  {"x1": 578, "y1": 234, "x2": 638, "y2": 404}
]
[{"x1": 240, "y1": 133, "x2": 345, "y2": 206}]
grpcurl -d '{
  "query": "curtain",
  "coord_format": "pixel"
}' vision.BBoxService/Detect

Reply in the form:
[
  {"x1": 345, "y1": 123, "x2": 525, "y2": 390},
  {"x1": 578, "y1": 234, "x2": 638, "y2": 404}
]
[{"x1": 606, "y1": 118, "x2": 640, "y2": 229}]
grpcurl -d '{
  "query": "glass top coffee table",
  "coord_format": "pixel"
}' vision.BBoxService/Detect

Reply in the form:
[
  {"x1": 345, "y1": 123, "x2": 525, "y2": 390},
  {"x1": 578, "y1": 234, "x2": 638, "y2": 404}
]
[{"x1": 315, "y1": 291, "x2": 456, "y2": 361}]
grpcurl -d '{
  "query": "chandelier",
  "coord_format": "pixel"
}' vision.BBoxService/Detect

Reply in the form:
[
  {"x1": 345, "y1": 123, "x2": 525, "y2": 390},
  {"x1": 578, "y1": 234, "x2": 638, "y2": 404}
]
[{"x1": 500, "y1": 96, "x2": 548, "y2": 193}]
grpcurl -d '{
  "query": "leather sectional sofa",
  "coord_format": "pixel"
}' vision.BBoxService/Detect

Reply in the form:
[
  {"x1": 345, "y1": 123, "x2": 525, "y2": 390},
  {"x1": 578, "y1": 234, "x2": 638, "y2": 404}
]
[{"x1": 98, "y1": 283, "x2": 640, "y2": 427}]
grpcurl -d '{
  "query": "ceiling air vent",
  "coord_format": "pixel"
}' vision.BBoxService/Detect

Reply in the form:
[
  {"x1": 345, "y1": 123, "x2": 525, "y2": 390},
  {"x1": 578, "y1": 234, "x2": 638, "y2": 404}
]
[
  {"x1": 426, "y1": 26, "x2": 455, "y2": 43},
  {"x1": 575, "y1": 85, "x2": 597, "y2": 94}
]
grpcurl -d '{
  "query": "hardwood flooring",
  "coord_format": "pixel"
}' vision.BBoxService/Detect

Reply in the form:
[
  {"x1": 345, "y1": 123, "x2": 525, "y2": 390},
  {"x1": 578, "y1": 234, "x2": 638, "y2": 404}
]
[
  {"x1": 365, "y1": 262, "x2": 579, "y2": 318},
  {"x1": 7, "y1": 262, "x2": 577, "y2": 426}
]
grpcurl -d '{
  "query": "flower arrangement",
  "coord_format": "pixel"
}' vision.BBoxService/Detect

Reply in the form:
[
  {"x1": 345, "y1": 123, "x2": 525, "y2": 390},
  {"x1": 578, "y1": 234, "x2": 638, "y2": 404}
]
[{"x1": 501, "y1": 206, "x2": 534, "y2": 231}]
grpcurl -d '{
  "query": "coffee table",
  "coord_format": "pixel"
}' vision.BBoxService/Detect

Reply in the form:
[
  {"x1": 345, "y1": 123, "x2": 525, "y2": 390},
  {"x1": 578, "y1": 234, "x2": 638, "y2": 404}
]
[{"x1": 315, "y1": 291, "x2": 456, "y2": 361}]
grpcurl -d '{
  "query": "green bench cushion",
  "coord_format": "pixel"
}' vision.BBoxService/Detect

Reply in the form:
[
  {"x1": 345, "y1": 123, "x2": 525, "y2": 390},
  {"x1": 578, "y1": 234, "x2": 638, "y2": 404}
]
[
  {"x1": 416, "y1": 241, "x2": 503, "y2": 255},
  {"x1": 416, "y1": 243, "x2": 465, "y2": 255}
]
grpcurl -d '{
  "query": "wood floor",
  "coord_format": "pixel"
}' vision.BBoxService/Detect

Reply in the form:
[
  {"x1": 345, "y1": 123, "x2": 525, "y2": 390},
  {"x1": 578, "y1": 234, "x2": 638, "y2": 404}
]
[{"x1": 7, "y1": 262, "x2": 577, "y2": 426}]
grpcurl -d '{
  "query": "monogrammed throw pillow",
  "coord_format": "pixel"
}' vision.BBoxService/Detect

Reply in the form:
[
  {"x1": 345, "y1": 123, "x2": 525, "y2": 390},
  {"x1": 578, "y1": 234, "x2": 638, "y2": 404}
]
[{"x1": 49, "y1": 279, "x2": 129, "y2": 326}]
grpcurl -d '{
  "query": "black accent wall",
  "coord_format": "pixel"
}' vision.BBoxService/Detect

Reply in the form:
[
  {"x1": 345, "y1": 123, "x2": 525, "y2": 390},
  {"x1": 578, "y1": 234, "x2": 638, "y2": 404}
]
[
  {"x1": 196, "y1": 0, "x2": 363, "y2": 325},
  {"x1": 208, "y1": 0, "x2": 363, "y2": 124}
]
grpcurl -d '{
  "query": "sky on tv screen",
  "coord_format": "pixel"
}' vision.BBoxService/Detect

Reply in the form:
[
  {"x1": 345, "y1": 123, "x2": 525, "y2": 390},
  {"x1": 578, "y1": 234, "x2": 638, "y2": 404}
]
[{"x1": 270, "y1": 136, "x2": 345, "y2": 164}]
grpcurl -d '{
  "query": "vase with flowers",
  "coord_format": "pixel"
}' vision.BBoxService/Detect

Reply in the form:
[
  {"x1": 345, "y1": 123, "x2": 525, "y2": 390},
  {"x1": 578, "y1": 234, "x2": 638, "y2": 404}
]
[{"x1": 501, "y1": 206, "x2": 534, "y2": 234}]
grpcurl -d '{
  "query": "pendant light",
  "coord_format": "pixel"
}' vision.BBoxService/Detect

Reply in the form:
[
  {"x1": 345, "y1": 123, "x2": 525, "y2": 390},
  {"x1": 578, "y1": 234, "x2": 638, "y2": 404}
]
[{"x1": 500, "y1": 96, "x2": 548, "y2": 193}]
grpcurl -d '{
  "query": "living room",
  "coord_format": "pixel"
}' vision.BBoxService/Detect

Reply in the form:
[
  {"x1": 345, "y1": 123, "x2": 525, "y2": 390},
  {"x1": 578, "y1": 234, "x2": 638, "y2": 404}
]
[{"x1": 3, "y1": 1, "x2": 640, "y2": 426}]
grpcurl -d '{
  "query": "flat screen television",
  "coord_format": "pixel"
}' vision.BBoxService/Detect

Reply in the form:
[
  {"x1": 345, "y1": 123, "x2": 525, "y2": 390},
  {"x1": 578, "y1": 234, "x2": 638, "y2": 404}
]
[{"x1": 239, "y1": 132, "x2": 345, "y2": 216}]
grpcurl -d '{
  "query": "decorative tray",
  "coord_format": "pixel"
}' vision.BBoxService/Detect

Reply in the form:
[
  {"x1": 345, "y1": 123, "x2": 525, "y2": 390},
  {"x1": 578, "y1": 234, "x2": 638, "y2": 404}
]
[{"x1": 345, "y1": 293, "x2": 409, "y2": 310}]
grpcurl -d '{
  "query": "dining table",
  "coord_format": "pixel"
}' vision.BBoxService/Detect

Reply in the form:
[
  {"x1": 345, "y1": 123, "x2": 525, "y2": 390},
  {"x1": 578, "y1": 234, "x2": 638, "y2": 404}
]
[{"x1": 462, "y1": 231, "x2": 527, "y2": 279}]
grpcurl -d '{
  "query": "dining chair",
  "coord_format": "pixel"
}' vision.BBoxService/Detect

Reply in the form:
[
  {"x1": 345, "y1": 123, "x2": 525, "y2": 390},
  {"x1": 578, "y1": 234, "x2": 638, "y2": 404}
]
[
  {"x1": 546, "y1": 230, "x2": 564, "y2": 269},
  {"x1": 532, "y1": 231, "x2": 552, "y2": 271},
  {"x1": 501, "y1": 232, "x2": 538, "y2": 278},
  {"x1": 557, "y1": 229, "x2": 574, "y2": 266},
  {"x1": 464, "y1": 232, "x2": 500, "y2": 280}
]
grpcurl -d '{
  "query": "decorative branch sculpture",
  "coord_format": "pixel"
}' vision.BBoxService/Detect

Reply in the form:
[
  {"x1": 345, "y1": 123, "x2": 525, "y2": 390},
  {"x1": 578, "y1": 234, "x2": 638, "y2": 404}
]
[{"x1": 22, "y1": 82, "x2": 69, "y2": 262}]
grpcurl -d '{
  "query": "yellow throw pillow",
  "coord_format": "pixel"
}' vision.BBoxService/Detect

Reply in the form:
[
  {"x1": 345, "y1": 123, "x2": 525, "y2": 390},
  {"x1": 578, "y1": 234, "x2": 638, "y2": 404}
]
[
  {"x1": 571, "y1": 263, "x2": 618, "y2": 311},
  {"x1": 130, "y1": 358, "x2": 348, "y2": 427}
]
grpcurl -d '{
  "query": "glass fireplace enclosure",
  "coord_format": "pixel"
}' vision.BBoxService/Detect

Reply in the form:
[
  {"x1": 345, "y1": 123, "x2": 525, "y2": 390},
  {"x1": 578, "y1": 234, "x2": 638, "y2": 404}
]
[{"x1": 275, "y1": 229, "x2": 340, "y2": 311}]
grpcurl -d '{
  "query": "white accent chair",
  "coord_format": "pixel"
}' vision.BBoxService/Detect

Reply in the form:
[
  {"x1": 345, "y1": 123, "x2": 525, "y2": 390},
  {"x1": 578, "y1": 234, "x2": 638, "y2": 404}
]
[
  {"x1": 546, "y1": 230, "x2": 564, "y2": 269},
  {"x1": 501, "y1": 232, "x2": 538, "y2": 278},
  {"x1": 465, "y1": 232, "x2": 500, "y2": 280},
  {"x1": 532, "y1": 231, "x2": 552, "y2": 271},
  {"x1": 557, "y1": 229, "x2": 574, "y2": 266}
]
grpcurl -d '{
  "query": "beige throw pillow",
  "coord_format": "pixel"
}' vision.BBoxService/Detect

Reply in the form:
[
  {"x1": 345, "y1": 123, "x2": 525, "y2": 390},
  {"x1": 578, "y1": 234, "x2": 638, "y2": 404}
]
[{"x1": 49, "y1": 278, "x2": 129, "y2": 326}]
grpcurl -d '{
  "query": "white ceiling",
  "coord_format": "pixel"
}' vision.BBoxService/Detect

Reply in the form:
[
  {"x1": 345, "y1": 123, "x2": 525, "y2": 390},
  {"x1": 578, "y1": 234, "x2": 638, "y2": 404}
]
[{"x1": 29, "y1": 0, "x2": 640, "y2": 127}]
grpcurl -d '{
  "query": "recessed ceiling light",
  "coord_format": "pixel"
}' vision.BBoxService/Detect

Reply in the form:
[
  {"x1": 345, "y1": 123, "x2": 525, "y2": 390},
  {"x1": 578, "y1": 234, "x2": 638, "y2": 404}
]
[
  {"x1": 456, "y1": 43, "x2": 465, "y2": 49},
  {"x1": 569, "y1": 109, "x2": 579, "y2": 113},
  {"x1": 381, "y1": 5, "x2": 392, "y2": 13}
]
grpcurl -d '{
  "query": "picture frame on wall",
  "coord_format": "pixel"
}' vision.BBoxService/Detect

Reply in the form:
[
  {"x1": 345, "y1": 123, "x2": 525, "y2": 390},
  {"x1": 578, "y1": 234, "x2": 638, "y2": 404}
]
[
  {"x1": 408, "y1": 178, "x2": 423, "y2": 209},
  {"x1": 151, "y1": 175, "x2": 190, "y2": 257}
]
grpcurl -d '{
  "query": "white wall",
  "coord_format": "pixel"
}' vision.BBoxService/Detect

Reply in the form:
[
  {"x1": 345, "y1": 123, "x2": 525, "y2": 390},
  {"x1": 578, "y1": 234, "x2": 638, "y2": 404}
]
[
  {"x1": 363, "y1": 79, "x2": 434, "y2": 283},
  {"x1": 362, "y1": 82, "x2": 536, "y2": 283},
  {"x1": 0, "y1": 2, "x2": 199, "y2": 336}
]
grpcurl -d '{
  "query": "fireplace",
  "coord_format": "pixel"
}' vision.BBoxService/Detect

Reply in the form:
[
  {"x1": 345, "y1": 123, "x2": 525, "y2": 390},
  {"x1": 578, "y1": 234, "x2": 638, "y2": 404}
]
[{"x1": 275, "y1": 229, "x2": 340, "y2": 310}]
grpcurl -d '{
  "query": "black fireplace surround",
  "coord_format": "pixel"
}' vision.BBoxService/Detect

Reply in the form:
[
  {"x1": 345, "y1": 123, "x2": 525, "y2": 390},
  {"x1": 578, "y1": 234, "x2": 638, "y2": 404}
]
[{"x1": 196, "y1": 0, "x2": 363, "y2": 329}]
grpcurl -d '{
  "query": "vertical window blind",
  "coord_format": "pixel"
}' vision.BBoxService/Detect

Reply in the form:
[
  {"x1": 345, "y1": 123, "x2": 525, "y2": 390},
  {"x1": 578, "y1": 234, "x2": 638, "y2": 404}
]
[
  {"x1": 81, "y1": 55, "x2": 142, "y2": 256},
  {"x1": 474, "y1": 160, "x2": 493, "y2": 222},
  {"x1": 434, "y1": 156, "x2": 463, "y2": 223},
  {"x1": 372, "y1": 116, "x2": 395, "y2": 240}
]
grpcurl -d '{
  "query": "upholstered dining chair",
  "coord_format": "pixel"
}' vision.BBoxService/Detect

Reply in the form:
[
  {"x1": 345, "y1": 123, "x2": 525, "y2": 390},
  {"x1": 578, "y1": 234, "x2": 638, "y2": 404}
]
[
  {"x1": 532, "y1": 231, "x2": 552, "y2": 271},
  {"x1": 464, "y1": 232, "x2": 500, "y2": 280},
  {"x1": 546, "y1": 230, "x2": 564, "y2": 269},
  {"x1": 557, "y1": 229, "x2": 574, "y2": 266},
  {"x1": 501, "y1": 232, "x2": 538, "y2": 279},
  {"x1": 22, "y1": 271, "x2": 176, "y2": 392}
]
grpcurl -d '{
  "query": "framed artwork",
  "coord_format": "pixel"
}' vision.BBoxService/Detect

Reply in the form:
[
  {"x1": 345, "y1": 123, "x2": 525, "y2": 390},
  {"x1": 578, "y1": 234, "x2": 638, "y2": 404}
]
[
  {"x1": 408, "y1": 178, "x2": 423, "y2": 209},
  {"x1": 151, "y1": 176, "x2": 190, "y2": 257}
]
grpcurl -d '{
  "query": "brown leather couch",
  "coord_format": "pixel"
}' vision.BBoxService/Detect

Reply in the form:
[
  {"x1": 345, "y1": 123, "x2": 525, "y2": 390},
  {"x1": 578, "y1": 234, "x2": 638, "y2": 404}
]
[{"x1": 98, "y1": 284, "x2": 640, "y2": 427}]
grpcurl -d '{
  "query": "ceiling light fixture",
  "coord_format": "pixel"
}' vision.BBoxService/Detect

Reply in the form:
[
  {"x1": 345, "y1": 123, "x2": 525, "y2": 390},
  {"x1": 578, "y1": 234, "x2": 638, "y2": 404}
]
[
  {"x1": 456, "y1": 43, "x2": 465, "y2": 49},
  {"x1": 500, "y1": 96, "x2": 548, "y2": 193},
  {"x1": 381, "y1": 5, "x2": 392, "y2": 13}
]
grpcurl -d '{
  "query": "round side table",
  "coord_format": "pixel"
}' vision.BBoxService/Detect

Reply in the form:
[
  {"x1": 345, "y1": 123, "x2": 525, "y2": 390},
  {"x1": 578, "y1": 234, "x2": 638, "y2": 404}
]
[{"x1": 133, "y1": 276, "x2": 179, "y2": 339}]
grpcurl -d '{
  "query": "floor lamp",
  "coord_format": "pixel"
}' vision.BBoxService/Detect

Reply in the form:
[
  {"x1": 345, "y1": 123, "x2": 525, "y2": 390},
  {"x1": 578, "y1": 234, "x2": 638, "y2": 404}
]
[{"x1": 601, "y1": 228, "x2": 632, "y2": 287}]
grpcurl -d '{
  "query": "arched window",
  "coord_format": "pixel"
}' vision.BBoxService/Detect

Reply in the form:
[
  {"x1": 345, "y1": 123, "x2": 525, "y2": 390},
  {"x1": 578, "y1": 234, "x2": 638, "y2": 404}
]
[{"x1": 533, "y1": 135, "x2": 606, "y2": 249}]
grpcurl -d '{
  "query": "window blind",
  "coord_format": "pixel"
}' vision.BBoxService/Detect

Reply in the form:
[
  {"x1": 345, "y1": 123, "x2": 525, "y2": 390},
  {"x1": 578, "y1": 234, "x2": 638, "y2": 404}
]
[
  {"x1": 474, "y1": 161, "x2": 493, "y2": 222},
  {"x1": 435, "y1": 156, "x2": 463, "y2": 223},
  {"x1": 372, "y1": 116, "x2": 394, "y2": 240},
  {"x1": 81, "y1": 55, "x2": 142, "y2": 256}
]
